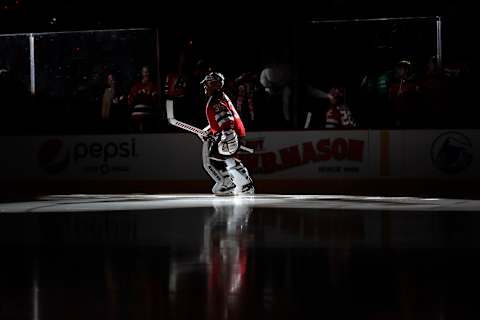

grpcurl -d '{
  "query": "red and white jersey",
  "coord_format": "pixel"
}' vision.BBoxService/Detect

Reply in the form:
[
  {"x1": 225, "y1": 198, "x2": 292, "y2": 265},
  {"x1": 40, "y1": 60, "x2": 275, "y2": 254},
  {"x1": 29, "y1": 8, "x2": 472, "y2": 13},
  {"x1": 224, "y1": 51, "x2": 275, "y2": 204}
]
[
  {"x1": 325, "y1": 104, "x2": 356, "y2": 129},
  {"x1": 128, "y1": 81, "x2": 157, "y2": 107},
  {"x1": 206, "y1": 92, "x2": 246, "y2": 137}
]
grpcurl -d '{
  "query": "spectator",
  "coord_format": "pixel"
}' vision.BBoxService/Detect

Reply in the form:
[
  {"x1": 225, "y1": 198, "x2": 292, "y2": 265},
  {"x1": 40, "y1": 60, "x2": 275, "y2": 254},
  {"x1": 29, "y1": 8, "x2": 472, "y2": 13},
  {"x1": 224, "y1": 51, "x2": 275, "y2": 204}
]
[
  {"x1": 442, "y1": 62, "x2": 473, "y2": 128},
  {"x1": 359, "y1": 51, "x2": 395, "y2": 128},
  {"x1": 260, "y1": 59, "x2": 292, "y2": 128},
  {"x1": 303, "y1": 83, "x2": 334, "y2": 129},
  {"x1": 234, "y1": 72, "x2": 262, "y2": 130},
  {"x1": 165, "y1": 51, "x2": 190, "y2": 122},
  {"x1": 101, "y1": 73, "x2": 115, "y2": 121},
  {"x1": 165, "y1": 69, "x2": 187, "y2": 98},
  {"x1": 128, "y1": 66, "x2": 157, "y2": 107},
  {"x1": 128, "y1": 66, "x2": 158, "y2": 132},
  {"x1": 186, "y1": 59, "x2": 211, "y2": 127},
  {"x1": 418, "y1": 56, "x2": 449, "y2": 128},
  {"x1": 388, "y1": 60, "x2": 419, "y2": 128},
  {"x1": 224, "y1": 77, "x2": 238, "y2": 102},
  {"x1": 101, "y1": 73, "x2": 126, "y2": 132},
  {"x1": 325, "y1": 87, "x2": 356, "y2": 129}
]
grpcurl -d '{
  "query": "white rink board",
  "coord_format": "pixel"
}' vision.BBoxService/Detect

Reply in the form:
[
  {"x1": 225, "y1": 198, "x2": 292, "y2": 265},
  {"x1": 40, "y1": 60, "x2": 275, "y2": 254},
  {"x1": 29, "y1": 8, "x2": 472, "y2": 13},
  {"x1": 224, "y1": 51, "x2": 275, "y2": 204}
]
[
  {"x1": 1, "y1": 130, "x2": 479, "y2": 181},
  {"x1": 0, "y1": 131, "x2": 377, "y2": 180},
  {"x1": 388, "y1": 130, "x2": 480, "y2": 177},
  {"x1": 0, "y1": 134, "x2": 204, "y2": 180},
  {"x1": 241, "y1": 131, "x2": 376, "y2": 179}
]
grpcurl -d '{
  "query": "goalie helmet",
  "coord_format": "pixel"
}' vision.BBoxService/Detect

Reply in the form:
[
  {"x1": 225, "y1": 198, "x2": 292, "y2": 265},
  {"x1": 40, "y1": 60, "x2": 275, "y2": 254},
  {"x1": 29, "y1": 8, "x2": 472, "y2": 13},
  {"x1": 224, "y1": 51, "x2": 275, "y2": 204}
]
[{"x1": 201, "y1": 72, "x2": 225, "y2": 90}]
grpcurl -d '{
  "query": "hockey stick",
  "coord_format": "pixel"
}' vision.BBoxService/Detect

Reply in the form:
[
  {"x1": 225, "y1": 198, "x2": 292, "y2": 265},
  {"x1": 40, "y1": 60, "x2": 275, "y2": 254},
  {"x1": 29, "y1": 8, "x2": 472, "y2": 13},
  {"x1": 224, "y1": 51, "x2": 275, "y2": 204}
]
[{"x1": 166, "y1": 100, "x2": 254, "y2": 153}]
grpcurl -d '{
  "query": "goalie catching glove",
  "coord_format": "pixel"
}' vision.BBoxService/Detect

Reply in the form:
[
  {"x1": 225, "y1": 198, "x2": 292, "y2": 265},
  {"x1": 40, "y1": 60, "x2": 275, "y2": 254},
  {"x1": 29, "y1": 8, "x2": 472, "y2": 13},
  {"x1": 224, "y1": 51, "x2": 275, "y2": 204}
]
[{"x1": 218, "y1": 129, "x2": 239, "y2": 155}]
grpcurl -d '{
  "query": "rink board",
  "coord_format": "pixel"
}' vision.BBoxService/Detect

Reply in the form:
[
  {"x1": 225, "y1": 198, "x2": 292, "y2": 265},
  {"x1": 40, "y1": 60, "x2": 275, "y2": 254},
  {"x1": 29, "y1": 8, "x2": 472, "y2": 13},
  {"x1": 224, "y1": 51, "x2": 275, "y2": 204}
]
[{"x1": 1, "y1": 130, "x2": 480, "y2": 196}]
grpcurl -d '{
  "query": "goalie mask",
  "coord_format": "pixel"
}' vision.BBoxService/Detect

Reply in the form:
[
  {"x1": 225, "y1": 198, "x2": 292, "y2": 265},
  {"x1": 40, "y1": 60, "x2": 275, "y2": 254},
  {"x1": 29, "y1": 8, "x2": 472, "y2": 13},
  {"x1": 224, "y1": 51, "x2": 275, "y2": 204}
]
[{"x1": 201, "y1": 72, "x2": 225, "y2": 95}]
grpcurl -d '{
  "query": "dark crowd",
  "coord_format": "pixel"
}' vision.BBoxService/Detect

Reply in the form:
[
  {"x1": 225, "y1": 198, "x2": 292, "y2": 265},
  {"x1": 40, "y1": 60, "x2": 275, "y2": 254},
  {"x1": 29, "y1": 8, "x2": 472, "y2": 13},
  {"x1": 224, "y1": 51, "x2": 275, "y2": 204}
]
[{"x1": 0, "y1": 18, "x2": 474, "y2": 135}]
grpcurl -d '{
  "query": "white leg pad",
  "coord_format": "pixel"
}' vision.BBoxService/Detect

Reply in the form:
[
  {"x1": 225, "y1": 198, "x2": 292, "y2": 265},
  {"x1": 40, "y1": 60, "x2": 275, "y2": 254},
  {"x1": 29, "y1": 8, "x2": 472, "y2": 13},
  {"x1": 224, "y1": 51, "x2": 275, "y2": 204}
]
[
  {"x1": 203, "y1": 141, "x2": 235, "y2": 195},
  {"x1": 225, "y1": 158, "x2": 254, "y2": 194},
  {"x1": 202, "y1": 141, "x2": 223, "y2": 183}
]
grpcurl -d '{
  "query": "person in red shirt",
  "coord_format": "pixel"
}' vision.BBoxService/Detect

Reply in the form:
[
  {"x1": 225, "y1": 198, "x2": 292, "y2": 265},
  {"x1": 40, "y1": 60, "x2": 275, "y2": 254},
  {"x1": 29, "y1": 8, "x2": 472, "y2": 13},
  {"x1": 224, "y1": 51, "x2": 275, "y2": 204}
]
[
  {"x1": 128, "y1": 66, "x2": 158, "y2": 132},
  {"x1": 388, "y1": 60, "x2": 420, "y2": 128},
  {"x1": 325, "y1": 87, "x2": 356, "y2": 129},
  {"x1": 200, "y1": 72, "x2": 254, "y2": 196},
  {"x1": 128, "y1": 66, "x2": 158, "y2": 107}
]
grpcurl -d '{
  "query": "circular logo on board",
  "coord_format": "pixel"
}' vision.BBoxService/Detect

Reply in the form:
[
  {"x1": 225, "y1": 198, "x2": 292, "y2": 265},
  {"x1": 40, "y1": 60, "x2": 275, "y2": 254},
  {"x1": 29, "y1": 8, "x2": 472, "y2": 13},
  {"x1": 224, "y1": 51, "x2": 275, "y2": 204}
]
[
  {"x1": 37, "y1": 139, "x2": 70, "y2": 174},
  {"x1": 430, "y1": 132, "x2": 473, "y2": 174}
]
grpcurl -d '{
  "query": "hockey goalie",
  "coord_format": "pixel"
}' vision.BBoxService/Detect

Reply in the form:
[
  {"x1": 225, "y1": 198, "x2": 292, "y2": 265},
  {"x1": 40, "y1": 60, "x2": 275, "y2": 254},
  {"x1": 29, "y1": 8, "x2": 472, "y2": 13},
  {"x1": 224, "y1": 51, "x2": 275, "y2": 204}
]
[{"x1": 199, "y1": 72, "x2": 255, "y2": 196}]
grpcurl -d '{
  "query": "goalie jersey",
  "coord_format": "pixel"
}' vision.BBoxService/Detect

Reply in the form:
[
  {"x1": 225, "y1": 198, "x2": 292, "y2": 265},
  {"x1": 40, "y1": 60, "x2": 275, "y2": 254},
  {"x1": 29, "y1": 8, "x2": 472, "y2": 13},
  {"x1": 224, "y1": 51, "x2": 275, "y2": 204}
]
[{"x1": 206, "y1": 92, "x2": 246, "y2": 137}]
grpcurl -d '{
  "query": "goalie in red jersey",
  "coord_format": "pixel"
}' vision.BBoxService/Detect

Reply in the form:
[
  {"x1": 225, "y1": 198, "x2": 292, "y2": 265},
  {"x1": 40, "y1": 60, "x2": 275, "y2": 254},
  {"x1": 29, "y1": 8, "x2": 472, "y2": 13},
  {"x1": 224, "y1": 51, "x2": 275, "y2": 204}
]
[{"x1": 199, "y1": 72, "x2": 254, "y2": 195}]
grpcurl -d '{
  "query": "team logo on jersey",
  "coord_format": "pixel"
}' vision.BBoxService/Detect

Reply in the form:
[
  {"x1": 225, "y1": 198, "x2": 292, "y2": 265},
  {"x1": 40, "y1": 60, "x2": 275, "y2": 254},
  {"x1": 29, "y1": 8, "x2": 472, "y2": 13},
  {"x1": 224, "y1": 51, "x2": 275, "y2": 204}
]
[
  {"x1": 37, "y1": 139, "x2": 70, "y2": 174},
  {"x1": 213, "y1": 103, "x2": 227, "y2": 113},
  {"x1": 430, "y1": 132, "x2": 473, "y2": 174}
]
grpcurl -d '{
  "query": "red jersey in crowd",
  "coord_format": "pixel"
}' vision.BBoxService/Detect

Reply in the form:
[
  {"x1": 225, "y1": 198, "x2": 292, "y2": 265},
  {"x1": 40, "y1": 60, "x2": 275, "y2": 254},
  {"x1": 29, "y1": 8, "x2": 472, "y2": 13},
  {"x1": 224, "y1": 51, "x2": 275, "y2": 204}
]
[
  {"x1": 165, "y1": 73, "x2": 187, "y2": 98},
  {"x1": 128, "y1": 81, "x2": 158, "y2": 107},
  {"x1": 325, "y1": 104, "x2": 356, "y2": 129},
  {"x1": 206, "y1": 92, "x2": 246, "y2": 137}
]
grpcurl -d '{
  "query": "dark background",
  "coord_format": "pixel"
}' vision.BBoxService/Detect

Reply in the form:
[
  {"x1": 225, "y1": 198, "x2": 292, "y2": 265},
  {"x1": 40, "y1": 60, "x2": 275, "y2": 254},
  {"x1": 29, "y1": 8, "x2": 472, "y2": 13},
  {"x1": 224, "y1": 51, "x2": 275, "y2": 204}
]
[
  {"x1": 0, "y1": 0, "x2": 474, "y2": 32},
  {"x1": 0, "y1": 0, "x2": 474, "y2": 68},
  {"x1": 0, "y1": 0, "x2": 476, "y2": 134}
]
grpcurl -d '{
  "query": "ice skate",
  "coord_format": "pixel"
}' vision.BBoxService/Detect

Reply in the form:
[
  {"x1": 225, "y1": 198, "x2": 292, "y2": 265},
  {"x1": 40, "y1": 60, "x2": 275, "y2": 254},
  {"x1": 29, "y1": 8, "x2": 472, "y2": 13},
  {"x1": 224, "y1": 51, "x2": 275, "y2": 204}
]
[
  {"x1": 212, "y1": 176, "x2": 236, "y2": 196},
  {"x1": 238, "y1": 180, "x2": 255, "y2": 195}
]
